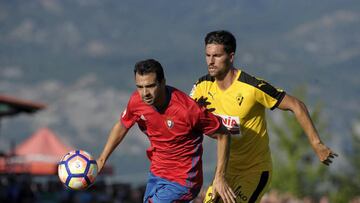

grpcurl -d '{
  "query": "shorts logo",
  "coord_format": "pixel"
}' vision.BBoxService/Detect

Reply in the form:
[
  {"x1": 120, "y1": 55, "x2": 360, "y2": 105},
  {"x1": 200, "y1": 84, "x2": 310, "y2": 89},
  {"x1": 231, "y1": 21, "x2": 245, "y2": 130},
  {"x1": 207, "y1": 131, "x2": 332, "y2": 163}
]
[
  {"x1": 235, "y1": 186, "x2": 248, "y2": 202},
  {"x1": 165, "y1": 119, "x2": 174, "y2": 129}
]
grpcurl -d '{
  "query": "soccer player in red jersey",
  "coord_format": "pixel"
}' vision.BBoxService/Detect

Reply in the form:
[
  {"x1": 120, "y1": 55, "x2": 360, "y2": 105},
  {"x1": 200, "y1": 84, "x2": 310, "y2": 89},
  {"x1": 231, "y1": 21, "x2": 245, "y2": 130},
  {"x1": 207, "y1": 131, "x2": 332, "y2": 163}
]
[{"x1": 97, "y1": 59, "x2": 236, "y2": 203}]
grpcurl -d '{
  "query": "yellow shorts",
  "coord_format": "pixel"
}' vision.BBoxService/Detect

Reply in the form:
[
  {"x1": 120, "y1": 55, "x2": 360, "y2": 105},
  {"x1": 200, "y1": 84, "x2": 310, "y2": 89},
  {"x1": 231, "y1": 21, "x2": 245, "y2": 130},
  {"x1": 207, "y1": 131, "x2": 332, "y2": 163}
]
[{"x1": 203, "y1": 171, "x2": 271, "y2": 203}]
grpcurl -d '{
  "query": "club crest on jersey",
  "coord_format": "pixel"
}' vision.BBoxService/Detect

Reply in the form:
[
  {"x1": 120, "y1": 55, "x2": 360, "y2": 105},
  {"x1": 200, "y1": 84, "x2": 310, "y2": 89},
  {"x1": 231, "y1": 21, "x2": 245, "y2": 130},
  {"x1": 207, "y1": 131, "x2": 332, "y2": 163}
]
[
  {"x1": 165, "y1": 119, "x2": 174, "y2": 129},
  {"x1": 236, "y1": 94, "x2": 244, "y2": 106}
]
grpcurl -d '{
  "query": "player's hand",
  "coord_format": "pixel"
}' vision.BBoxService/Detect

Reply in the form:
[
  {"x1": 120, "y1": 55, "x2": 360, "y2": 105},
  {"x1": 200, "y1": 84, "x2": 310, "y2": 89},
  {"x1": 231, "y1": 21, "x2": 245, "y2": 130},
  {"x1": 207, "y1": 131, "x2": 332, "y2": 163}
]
[
  {"x1": 212, "y1": 175, "x2": 236, "y2": 203},
  {"x1": 195, "y1": 96, "x2": 215, "y2": 112},
  {"x1": 96, "y1": 158, "x2": 105, "y2": 173},
  {"x1": 313, "y1": 142, "x2": 338, "y2": 166}
]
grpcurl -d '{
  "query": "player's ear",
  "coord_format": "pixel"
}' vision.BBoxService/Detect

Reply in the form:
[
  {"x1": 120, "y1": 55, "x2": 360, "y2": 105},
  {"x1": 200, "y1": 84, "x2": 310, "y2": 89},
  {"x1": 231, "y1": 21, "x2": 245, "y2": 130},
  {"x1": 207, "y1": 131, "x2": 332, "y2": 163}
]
[{"x1": 229, "y1": 52, "x2": 235, "y2": 63}]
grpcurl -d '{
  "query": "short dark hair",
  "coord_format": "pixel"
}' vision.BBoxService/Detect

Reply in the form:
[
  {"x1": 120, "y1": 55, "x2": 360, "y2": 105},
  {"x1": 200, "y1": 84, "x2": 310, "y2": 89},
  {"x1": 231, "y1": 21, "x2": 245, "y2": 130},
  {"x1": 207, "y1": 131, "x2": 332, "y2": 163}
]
[
  {"x1": 205, "y1": 30, "x2": 236, "y2": 54},
  {"x1": 134, "y1": 59, "x2": 165, "y2": 83}
]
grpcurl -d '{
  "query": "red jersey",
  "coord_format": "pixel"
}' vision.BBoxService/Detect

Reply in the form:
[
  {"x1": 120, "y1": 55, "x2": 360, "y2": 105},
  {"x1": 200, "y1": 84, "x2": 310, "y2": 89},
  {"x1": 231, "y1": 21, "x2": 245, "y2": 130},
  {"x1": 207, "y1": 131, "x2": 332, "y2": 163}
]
[{"x1": 120, "y1": 86, "x2": 221, "y2": 189}]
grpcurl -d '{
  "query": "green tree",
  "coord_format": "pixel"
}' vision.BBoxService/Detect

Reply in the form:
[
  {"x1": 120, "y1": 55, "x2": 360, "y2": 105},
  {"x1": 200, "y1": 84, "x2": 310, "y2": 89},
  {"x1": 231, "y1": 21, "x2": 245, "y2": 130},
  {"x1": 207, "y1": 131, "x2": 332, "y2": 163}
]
[
  {"x1": 269, "y1": 87, "x2": 332, "y2": 199},
  {"x1": 329, "y1": 118, "x2": 360, "y2": 202}
]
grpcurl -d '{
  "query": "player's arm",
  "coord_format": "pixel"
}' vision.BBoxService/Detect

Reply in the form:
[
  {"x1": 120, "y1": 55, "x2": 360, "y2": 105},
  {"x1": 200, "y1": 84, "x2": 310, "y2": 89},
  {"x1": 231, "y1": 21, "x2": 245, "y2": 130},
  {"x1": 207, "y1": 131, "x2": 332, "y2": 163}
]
[
  {"x1": 97, "y1": 121, "x2": 129, "y2": 172},
  {"x1": 209, "y1": 125, "x2": 236, "y2": 203},
  {"x1": 277, "y1": 94, "x2": 338, "y2": 165}
]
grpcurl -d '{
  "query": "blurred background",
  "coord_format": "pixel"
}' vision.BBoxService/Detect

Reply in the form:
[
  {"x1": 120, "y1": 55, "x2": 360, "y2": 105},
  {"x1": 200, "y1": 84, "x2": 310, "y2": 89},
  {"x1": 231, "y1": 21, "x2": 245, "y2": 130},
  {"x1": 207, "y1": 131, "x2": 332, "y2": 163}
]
[{"x1": 0, "y1": 0, "x2": 359, "y2": 202}]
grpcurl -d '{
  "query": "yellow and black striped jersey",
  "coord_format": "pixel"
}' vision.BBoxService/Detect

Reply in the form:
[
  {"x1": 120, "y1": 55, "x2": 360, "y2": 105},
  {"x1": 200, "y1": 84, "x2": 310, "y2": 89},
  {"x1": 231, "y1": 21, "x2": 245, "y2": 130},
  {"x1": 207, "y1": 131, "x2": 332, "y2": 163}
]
[{"x1": 190, "y1": 69, "x2": 285, "y2": 174}]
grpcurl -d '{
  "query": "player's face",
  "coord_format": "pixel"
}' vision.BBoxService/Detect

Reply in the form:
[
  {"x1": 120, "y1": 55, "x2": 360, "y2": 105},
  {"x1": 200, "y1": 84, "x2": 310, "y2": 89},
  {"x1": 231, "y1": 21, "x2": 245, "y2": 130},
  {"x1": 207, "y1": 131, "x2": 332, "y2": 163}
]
[
  {"x1": 205, "y1": 44, "x2": 234, "y2": 79},
  {"x1": 135, "y1": 72, "x2": 165, "y2": 107}
]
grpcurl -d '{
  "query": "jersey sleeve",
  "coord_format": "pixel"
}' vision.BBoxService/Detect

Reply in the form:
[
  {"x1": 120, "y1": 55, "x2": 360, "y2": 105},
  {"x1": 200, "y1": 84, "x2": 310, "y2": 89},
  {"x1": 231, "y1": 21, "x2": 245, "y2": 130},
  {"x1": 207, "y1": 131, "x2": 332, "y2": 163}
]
[
  {"x1": 189, "y1": 82, "x2": 202, "y2": 100},
  {"x1": 191, "y1": 103, "x2": 221, "y2": 136},
  {"x1": 120, "y1": 97, "x2": 138, "y2": 129},
  {"x1": 253, "y1": 79, "x2": 286, "y2": 110},
  {"x1": 190, "y1": 74, "x2": 213, "y2": 100},
  {"x1": 189, "y1": 76, "x2": 216, "y2": 112}
]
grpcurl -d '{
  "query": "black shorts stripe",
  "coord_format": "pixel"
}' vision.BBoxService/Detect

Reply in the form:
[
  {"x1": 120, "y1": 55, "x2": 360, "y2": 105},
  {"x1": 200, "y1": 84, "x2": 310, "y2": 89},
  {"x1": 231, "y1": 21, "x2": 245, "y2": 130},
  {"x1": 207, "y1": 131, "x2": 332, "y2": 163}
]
[{"x1": 248, "y1": 171, "x2": 269, "y2": 203}]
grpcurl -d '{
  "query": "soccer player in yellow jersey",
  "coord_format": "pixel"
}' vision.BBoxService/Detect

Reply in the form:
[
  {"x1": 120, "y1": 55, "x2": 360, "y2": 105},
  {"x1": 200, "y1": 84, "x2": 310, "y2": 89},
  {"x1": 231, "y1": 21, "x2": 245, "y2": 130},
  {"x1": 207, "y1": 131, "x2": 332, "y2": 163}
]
[{"x1": 190, "y1": 30, "x2": 338, "y2": 203}]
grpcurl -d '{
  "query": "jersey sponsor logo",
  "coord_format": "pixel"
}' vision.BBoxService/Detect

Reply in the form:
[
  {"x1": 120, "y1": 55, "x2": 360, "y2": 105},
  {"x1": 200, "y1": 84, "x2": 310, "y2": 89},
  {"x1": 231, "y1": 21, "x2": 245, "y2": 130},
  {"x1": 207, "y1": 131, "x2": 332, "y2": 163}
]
[
  {"x1": 217, "y1": 114, "x2": 241, "y2": 136},
  {"x1": 165, "y1": 119, "x2": 174, "y2": 129}
]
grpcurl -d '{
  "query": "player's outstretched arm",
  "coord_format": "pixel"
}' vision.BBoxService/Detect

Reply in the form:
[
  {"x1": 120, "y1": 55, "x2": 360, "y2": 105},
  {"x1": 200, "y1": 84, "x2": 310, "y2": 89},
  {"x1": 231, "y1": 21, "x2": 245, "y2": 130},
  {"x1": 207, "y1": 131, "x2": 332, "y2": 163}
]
[
  {"x1": 97, "y1": 122, "x2": 129, "y2": 172},
  {"x1": 211, "y1": 125, "x2": 236, "y2": 203},
  {"x1": 278, "y1": 94, "x2": 338, "y2": 165}
]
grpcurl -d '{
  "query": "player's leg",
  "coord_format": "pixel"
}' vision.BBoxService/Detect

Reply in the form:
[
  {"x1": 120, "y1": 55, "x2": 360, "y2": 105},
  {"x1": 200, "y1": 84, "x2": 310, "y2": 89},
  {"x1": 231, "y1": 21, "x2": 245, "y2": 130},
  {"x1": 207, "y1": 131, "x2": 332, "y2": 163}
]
[
  {"x1": 246, "y1": 171, "x2": 271, "y2": 203},
  {"x1": 203, "y1": 171, "x2": 271, "y2": 203},
  {"x1": 144, "y1": 173, "x2": 158, "y2": 202},
  {"x1": 232, "y1": 171, "x2": 271, "y2": 203}
]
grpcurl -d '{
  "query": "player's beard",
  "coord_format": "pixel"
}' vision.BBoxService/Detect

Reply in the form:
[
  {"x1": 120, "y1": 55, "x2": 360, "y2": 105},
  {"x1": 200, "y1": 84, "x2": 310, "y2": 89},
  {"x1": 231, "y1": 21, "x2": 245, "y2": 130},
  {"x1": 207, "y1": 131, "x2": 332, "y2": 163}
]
[
  {"x1": 208, "y1": 66, "x2": 217, "y2": 76},
  {"x1": 208, "y1": 60, "x2": 232, "y2": 80},
  {"x1": 208, "y1": 66, "x2": 229, "y2": 80},
  {"x1": 143, "y1": 96, "x2": 154, "y2": 105}
]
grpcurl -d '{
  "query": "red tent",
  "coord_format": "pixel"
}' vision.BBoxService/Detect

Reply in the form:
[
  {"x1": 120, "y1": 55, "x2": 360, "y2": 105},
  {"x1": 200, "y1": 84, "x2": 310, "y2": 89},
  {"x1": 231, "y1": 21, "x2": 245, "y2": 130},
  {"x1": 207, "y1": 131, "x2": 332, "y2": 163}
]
[{"x1": 0, "y1": 128, "x2": 73, "y2": 175}]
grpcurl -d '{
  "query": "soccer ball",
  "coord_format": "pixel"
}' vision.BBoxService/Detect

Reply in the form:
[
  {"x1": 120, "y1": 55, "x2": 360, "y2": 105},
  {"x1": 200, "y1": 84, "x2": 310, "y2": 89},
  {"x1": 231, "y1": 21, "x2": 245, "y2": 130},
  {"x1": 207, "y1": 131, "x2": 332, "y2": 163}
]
[{"x1": 58, "y1": 150, "x2": 98, "y2": 190}]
